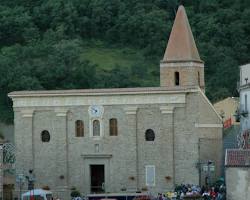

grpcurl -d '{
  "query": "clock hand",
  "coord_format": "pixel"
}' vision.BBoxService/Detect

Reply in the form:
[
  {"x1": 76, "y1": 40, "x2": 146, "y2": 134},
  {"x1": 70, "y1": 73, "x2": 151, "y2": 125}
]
[{"x1": 92, "y1": 107, "x2": 98, "y2": 113}]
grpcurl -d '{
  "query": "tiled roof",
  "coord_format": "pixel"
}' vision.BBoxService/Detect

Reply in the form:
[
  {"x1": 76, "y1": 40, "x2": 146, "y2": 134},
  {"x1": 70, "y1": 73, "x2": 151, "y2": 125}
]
[{"x1": 225, "y1": 149, "x2": 250, "y2": 167}]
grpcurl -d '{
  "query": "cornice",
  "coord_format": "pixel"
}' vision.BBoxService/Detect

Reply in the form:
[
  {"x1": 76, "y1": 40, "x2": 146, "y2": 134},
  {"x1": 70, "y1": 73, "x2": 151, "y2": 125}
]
[
  {"x1": 8, "y1": 87, "x2": 199, "y2": 98},
  {"x1": 10, "y1": 93, "x2": 189, "y2": 108},
  {"x1": 160, "y1": 61, "x2": 204, "y2": 68}
]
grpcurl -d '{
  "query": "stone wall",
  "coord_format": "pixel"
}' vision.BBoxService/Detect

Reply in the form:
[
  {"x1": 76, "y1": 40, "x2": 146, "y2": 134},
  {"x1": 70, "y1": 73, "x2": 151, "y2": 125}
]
[
  {"x1": 11, "y1": 88, "x2": 222, "y2": 198},
  {"x1": 199, "y1": 138, "x2": 223, "y2": 185},
  {"x1": 160, "y1": 62, "x2": 204, "y2": 89},
  {"x1": 174, "y1": 92, "x2": 222, "y2": 186}
]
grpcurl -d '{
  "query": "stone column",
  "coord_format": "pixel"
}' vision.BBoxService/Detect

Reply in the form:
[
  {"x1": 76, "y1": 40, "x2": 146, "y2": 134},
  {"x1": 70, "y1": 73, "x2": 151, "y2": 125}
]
[
  {"x1": 160, "y1": 106, "x2": 175, "y2": 189},
  {"x1": 54, "y1": 109, "x2": 69, "y2": 198},
  {"x1": 124, "y1": 107, "x2": 138, "y2": 191}
]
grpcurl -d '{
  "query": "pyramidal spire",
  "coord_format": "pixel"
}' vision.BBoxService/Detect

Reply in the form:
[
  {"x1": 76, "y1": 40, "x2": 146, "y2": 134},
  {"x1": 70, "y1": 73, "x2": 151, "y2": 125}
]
[{"x1": 163, "y1": 5, "x2": 201, "y2": 62}]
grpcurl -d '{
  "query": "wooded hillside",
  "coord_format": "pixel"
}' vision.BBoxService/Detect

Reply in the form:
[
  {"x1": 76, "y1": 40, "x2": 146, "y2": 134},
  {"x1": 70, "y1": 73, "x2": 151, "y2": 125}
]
[{"x1": 0, "y1": 0, "x2": 250, "y2": 123}]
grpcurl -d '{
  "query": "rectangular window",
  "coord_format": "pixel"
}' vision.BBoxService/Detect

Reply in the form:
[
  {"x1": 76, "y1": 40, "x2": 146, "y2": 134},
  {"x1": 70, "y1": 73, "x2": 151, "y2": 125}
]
[
  {"x1": 145, "y1": 165, "x2": 155, "y2": 186},
  {"x1": 75, "y1": 120, "x2": 84, "y2": 137},
  {"x1": 175, "y1": 72, "x2": 180, "y2": 86},
  {"x1": 245, "y1": 94, "x2": 248, "y2": 112},
  {"x1": 109, "y1": 118, "x2": 118, "y2": 136}
]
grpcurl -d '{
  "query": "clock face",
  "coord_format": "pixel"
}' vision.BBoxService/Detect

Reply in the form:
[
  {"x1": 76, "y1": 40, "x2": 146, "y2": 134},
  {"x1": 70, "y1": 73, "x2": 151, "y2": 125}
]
[{"x1": 88, "y1": 105, "x2": 103, "y2": 117}]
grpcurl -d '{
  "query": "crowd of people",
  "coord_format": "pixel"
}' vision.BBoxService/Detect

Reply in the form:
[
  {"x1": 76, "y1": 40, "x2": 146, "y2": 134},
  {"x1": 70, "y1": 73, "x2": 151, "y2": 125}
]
[{"x1": 172, "y1": 183, "x2": 226, "y2": 200}]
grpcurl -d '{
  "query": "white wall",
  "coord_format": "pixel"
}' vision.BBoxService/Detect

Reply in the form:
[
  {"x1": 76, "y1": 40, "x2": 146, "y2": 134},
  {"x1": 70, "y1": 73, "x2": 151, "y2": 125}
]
[
  {"x1": 239, "y1": 87, "x2": 250, "y2": 131},
  {"x1": 226, "y1": 167, "x2": 250, "y2": 200},
  {"x1": 240, "y1": 64, "x2": 250, "y2": 86}
]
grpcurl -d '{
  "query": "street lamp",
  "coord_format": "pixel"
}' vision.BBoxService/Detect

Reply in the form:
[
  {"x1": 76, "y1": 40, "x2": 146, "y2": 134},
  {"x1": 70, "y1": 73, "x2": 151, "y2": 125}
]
[{"x1": 26, "y1": 169, "x2": 35, "y2": 191}]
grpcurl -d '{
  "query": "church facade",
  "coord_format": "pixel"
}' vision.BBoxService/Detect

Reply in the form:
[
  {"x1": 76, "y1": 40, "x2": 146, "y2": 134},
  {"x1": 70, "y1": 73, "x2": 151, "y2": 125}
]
[{"x1": 9, "y1": 6, "x2": 223, "y2": 197}]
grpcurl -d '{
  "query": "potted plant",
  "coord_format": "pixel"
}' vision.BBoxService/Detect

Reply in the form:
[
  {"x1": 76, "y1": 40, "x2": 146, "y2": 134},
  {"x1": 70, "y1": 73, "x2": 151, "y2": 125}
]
[{"x1": 70, "y1": 187, "x2": 81, "y2": 198}]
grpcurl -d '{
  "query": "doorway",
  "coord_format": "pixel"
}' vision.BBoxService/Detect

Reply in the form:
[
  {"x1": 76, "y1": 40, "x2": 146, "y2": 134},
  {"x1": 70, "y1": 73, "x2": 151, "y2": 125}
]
[{"x1": 90, "y1": 165, "x2": 105, "y2": 193}]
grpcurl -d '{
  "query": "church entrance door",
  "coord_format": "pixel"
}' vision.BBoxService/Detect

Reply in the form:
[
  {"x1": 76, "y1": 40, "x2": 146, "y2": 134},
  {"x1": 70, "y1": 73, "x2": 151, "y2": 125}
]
[{"x1": 90, "y1": 165, "x2": 105, "y2": 193}]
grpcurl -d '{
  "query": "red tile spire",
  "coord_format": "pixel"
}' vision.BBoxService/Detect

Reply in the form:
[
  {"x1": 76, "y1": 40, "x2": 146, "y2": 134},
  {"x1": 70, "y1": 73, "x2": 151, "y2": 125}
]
[{"x1": 163, "y1": 5, "x2": 201, "y2": 62}]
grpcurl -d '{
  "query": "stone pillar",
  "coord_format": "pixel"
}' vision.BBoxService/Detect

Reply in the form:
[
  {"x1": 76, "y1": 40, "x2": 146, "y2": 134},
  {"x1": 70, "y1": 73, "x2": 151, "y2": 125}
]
[
  {"x1": 160, "y1": 106, "x2": 175, "y2": 189},
  {"x1": 124, "y1": 107, "x2": 138, "y2": 191},
  {"x1": 54, "y1": 109, "x2": 69, "y2": 198}
]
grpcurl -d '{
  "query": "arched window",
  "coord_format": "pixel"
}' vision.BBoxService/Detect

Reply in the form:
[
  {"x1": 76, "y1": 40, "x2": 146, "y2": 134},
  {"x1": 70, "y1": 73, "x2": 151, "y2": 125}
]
[
  {"x1": 75, "y1": 120, "x2": 84, "y2": 137},
  {"x1": 145, "y1": 129, "x2": 155, "y2": 141},
  {"x1": 41, "y1": 130, "x2": 50, "y2": 142},
  {"x1": 110, "y1": 118, "x2": 118, "y2": 136},
  {"x1": 93, "y1": 120, "x2": 100, "y2": 136},
  {"x1": 175, "y1": 72, "x2": 180, "y2": 86}
]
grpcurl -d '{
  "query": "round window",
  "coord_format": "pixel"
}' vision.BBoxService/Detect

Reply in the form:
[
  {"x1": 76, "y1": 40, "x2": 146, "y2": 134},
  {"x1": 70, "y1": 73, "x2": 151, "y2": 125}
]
[{"x1": 41, "y1": 130, "x2": 50, "y2": 142}]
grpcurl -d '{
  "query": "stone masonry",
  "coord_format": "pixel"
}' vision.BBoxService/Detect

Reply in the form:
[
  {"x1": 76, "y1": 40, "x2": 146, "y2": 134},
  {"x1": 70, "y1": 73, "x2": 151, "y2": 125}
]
[{"x1": 9, "y1": 88, "x2": 222, "y2": 198}]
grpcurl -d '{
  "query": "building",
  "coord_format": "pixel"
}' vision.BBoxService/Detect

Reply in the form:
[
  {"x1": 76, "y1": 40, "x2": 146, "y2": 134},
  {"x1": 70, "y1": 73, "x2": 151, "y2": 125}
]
[
  {"x1": 213, "y1": 97, "x2": 240, "y2": 177},
  {"x1": 225, "y1": 149, "x2": 250, "y2": 200},
  {"x1": 224, "y1": 65, "x2": 250, "y2": 200},
  {"x1": 237, "y1": 63, "x2": 250, "y2": 149},
  {"x1": 239, "y1": 63, "x2": 250, "y2": 86},
  {"x1": 8, "y1": 5, "x2": 223, "y2": 198},
  {"x1": 213, "y1": 97, "x2": 239, "y2": 128}
]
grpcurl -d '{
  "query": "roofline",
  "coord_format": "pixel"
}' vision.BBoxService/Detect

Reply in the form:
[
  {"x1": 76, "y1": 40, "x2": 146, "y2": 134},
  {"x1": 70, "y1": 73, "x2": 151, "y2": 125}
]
[
  {"x1": 226, "y1": 148, "x2": 250, "y2": 151},
  {"x1": 225, "y1": 165, "x2": 250, "y2": 168},
  {"x1": 213, "y1": 96, "x2": 239, "y2": 105},
  {"x1": 8, "y1": 86, "x2": 200, "y2": 98},
  {"x1": 225, "y1": 148, "x2": 250, "y2": 167},
  {"x1": 160, "y1": 59, "x2": 204, "y2": 64},
  {"x1": 198, "y1": 87, "x2": 223, "y2": 121},
  {"x1": 239, "y1": 63, "x2": 250, "y2": 68},
  {"x1": 238, "y1": 83, "x2": 250, "y2": 91}
]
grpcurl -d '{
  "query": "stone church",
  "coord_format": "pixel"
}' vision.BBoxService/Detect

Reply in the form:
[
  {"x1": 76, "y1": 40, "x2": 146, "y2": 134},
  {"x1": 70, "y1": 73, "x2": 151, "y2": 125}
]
[{"x1": 9, "y1": 5, "x2": 222, "y2": 197}]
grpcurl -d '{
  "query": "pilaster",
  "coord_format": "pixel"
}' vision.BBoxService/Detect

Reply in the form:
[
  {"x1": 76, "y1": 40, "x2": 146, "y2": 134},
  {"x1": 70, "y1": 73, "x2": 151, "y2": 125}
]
[
  {"x1": 18, "y1": 109, "x2": 34, "y2": 172},
  {"x1": 160, "y1": 106, "x2": 175, "y2": 189},
  {"x1": 124, "y1": 106, "x2": 138, "y2": 191},
  {"x1": 54, "y1": 109, "x2": 69, "y2": 197}
]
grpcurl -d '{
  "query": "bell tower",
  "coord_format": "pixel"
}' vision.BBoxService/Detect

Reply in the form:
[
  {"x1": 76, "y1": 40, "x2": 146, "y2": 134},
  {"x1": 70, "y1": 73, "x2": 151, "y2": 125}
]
[{"x1": 160, "y1": 5, "x2": 205, "y2": 90}]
